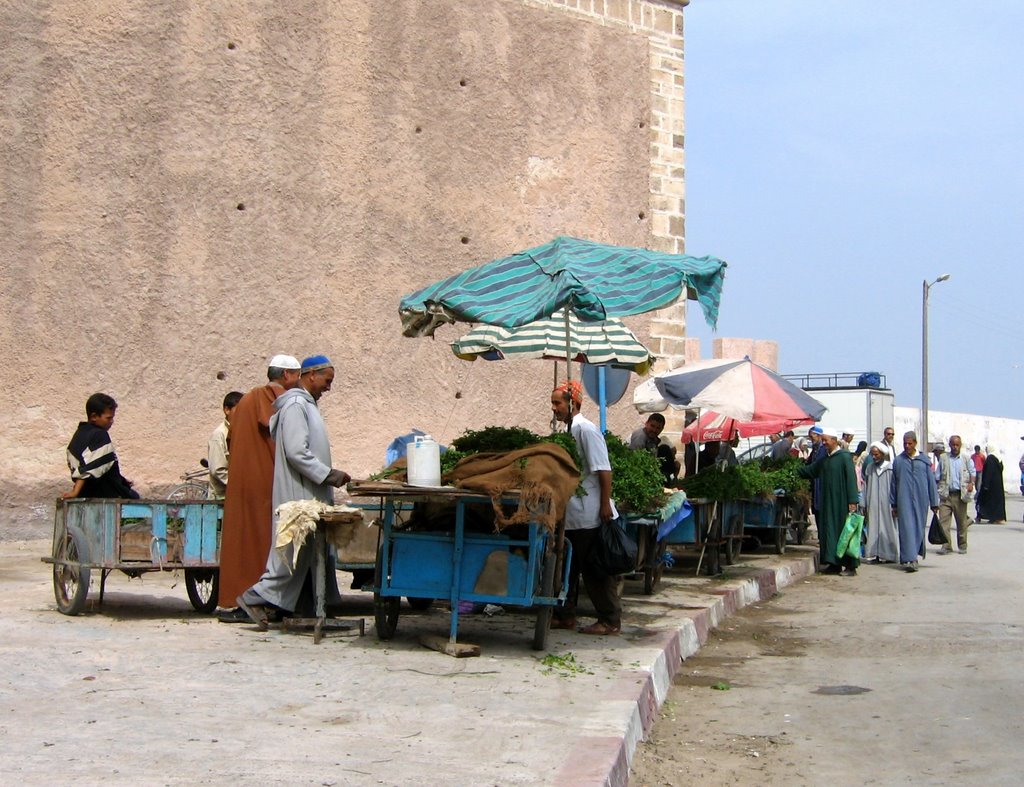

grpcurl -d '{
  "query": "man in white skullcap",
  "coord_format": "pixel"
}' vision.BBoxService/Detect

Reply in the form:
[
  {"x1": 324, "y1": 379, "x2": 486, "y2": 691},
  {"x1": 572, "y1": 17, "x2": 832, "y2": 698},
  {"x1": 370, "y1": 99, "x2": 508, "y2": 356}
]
[{"x1": 217, "y1": 355, "x2": 302, "y2": 620}]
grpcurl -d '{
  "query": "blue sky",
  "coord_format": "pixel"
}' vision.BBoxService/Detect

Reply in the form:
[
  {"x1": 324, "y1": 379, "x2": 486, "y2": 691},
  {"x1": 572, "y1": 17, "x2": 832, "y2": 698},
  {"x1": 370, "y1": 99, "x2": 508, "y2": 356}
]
[{"x1": 682, "y1": 1, "x2": 1023, "y2": 418}]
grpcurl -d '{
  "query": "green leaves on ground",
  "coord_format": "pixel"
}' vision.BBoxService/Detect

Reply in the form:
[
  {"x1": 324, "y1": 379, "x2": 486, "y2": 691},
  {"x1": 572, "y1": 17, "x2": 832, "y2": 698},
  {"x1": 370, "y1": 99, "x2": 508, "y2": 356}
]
[{"x1": 540, "y1": 652, "x2": 593, "y2": 677}]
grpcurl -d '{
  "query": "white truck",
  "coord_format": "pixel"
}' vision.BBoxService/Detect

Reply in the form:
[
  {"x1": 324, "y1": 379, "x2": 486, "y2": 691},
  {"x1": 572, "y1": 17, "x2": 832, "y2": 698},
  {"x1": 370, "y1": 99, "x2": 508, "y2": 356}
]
[{"x1": 783, "y1": 372, "x2": 895, "y2": 449}]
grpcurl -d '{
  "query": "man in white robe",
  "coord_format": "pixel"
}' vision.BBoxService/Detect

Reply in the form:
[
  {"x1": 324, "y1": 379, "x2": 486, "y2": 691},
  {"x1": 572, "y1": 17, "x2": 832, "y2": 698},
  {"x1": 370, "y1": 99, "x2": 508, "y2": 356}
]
[{"x1": 863, "y1": 442, "x2": 898, "y2": 563}]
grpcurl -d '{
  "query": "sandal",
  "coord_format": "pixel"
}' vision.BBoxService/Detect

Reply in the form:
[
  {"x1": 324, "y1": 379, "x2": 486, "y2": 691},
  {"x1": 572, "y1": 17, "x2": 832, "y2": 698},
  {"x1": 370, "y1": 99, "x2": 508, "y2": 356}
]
[
  {"x1": 236, "y1": 595, "x2": 269, "y2": 631},
  {"x1": 579, "y1": 621, "x2": 620, "y2": 636}
]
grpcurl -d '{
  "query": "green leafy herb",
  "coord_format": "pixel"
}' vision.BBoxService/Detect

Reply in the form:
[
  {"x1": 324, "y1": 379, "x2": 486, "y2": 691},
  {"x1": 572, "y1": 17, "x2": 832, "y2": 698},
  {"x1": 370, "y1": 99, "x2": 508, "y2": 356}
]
[
  {"x1": 603, "y1": 432, "x2": 666, "y2": 513},
  {"x1": 681, "y1": 457, "x2": 809, "y2": 502},
  {"x1": 450, "y1": 426, "x2": 542, "y2": 453}
]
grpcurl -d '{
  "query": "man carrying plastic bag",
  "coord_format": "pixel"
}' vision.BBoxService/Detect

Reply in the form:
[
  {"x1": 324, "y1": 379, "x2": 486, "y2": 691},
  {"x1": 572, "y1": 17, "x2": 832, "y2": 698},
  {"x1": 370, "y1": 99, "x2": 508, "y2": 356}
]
[{"x1": 798, "y1": 426, "x2": 861, "y2": 576}]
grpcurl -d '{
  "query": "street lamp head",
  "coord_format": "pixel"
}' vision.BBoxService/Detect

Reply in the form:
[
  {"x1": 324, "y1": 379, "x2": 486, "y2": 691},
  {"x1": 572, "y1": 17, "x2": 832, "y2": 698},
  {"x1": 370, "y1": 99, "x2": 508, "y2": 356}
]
[{"x1": 937, "y1": 273, "x2": 951, "y2": 283}]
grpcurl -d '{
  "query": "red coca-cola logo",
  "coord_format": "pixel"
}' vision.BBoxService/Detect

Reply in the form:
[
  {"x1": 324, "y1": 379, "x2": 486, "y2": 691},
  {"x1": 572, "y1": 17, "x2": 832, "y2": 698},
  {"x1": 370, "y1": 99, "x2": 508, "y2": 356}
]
[{"x1": 704, "y1": 430, "x2": 725, "y2": 440}]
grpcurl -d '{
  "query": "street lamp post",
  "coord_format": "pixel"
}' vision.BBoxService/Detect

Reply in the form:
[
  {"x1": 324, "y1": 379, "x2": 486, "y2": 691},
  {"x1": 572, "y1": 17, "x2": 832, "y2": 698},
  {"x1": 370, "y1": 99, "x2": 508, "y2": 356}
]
[{"x1": 922, "y1": 273, "x2": 951, "y2": 446}]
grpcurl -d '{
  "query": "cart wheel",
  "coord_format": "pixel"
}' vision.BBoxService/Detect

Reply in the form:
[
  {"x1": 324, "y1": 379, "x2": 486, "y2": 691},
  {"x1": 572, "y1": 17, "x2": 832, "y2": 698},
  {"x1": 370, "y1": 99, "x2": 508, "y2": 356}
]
[
  {"x1": 722, "y1": 515, "x2": 743, "y2": 565},
  {"x1": 643, "y1": 558, "x2": 664, "y2": 595},
  {"x1": 168, "y1": 482, "x2": 207, "y2": 501},
  {"x1": 405, "y1": 596, "x2": 433, "y2": 611},
  {"x1": 185, "y1": 568, "x2": 219, "y2": 614},
  {"x1": 532, "y1": 551, "x2": 557, "y2": 651},
  {"x1": 773, "y1": 524, "x2": 787, "y2": 554},
  {"x1": 793, "y1": 520, "x2": 809, "y2": 546},
  {"x1": 773, "y1": 502, "x2": 795, "y2": 555},
  {"x1": 642, "y1": 527, "x2": 665, "y2": 594},
  {"x1": 373, "y1": 544, "x2": 400, "y2": 640},
  {"x1": 53, "y1": 525, "x2": 90, "y2": 616}
]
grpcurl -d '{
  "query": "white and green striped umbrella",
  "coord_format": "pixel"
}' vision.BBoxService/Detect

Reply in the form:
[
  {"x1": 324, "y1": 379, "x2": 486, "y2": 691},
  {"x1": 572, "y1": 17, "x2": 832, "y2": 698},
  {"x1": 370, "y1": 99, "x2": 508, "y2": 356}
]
[{"x1": 451, "y1": 309, "x2": 655, "y2": 375}]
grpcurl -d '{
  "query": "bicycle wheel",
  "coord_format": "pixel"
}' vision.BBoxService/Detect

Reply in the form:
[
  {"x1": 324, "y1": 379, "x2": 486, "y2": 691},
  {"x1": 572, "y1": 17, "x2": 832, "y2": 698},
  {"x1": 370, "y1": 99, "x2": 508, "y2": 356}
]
[{"x1": 168, "y1": 482, "x2": 208, "y2": 501}]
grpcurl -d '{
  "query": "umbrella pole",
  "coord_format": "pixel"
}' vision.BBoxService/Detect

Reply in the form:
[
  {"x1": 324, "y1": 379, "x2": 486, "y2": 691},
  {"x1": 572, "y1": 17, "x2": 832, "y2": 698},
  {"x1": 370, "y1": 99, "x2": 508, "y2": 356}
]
[
  {"x1": 564, "y1": 309, "x2": 572, "y2": 384},
  {"x1": 695, "y1": 408, "x2": 702, "y2": 474},
  {"x1": 550, "y1": 361, "x2": 559, "y2": 432}
]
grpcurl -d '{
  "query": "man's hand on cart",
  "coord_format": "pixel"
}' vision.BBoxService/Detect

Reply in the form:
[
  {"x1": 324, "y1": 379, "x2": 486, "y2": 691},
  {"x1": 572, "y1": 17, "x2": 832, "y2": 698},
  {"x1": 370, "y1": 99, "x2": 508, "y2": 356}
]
[{"x1": 325, "y1": 468, "x2": 351, "y2": 488}]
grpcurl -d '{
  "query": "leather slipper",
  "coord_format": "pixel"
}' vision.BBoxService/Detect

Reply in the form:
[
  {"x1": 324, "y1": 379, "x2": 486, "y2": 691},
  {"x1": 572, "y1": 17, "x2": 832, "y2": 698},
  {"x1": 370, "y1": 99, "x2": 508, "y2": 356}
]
[{"x1": 236, "y1": 596, "x2": 269, "y2": 631}]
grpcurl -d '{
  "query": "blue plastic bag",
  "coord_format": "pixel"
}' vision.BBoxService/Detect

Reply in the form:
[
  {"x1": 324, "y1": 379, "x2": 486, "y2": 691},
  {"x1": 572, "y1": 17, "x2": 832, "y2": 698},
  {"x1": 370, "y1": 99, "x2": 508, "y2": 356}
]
[{"x1": 385, "y1": 430, "x2": 447, "y2": 466}]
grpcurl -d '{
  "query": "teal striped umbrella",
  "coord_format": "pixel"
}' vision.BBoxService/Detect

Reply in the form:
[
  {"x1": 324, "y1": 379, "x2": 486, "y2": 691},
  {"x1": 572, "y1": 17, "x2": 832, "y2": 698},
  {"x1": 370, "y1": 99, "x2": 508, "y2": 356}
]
[
  {"x1": 399, "y1": 236, "x2": 727, "y2": 338},
  {"x1": 450, "y1": 309, "x2": 655, "y2": 375}
]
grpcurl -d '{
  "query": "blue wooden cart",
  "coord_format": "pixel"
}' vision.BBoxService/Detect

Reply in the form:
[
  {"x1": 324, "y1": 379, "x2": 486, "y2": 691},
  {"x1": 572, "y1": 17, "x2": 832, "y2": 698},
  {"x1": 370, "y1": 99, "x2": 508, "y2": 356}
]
[
  {"x1": 732, "y1": 495, "x2": 809, "y2": 555},
  {"x1": 348, "y1": 481, "x2": 571, "y2": 652},
  {"x1": 43, "y1": 497, "x2": 223, "y2": 616},
  {"x1": 628, "y1": 494, "x2": 743, "y2": 579}
]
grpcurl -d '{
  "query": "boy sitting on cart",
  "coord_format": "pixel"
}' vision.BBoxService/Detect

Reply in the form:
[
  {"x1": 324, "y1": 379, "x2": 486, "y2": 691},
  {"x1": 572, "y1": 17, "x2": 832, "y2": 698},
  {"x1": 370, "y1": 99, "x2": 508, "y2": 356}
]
[{"x1": 63, "y1": 393, "x2": 139, "y2": 500}]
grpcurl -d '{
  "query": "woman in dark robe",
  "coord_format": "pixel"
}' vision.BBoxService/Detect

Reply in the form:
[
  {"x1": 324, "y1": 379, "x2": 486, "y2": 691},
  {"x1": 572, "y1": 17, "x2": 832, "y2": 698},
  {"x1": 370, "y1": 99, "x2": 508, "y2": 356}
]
[{"x1": 976, "y1": 453, "x2": 1006, "y2": 523}]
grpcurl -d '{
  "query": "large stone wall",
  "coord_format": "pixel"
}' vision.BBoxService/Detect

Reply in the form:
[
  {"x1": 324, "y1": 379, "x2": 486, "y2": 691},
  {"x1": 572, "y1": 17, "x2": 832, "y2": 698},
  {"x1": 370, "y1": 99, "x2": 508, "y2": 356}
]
[{"x1": 1, "y1": 0, "x2": 690, "y2": 536}]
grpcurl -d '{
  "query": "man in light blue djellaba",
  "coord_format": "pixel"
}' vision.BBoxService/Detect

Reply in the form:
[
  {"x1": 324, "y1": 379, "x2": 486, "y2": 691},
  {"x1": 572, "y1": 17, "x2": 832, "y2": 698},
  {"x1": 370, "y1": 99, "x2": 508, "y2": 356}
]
[
  {"x1": 890, "y1": 430, "x2": 939, "y2": 573},
  {"x1": 238, "y1": 355, "x2": 351, "y2": 625}
]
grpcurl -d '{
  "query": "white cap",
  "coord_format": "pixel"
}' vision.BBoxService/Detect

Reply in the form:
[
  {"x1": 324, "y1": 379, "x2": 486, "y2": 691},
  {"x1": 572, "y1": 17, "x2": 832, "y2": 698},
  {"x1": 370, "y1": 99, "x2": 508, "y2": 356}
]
[
  {"x1": 820, "y1": 426, "x2": 839, "y2": 438},
  {"x1": 843, "y1": 428, "x2": 855, "y2": 436},
  {"x1": 268, "y1": 354, "x2": 301, "y2": 370}
]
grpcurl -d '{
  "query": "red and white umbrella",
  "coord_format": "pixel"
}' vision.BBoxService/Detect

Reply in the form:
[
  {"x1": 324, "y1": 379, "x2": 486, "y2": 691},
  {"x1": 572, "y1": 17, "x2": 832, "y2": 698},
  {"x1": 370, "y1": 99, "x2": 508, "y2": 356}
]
[
  {"x1": 634, "y1": 358, "x2": 826, "y2": 423},
  {"x1": 679, "y1": 410, "x2": 816, "y2": 444}
]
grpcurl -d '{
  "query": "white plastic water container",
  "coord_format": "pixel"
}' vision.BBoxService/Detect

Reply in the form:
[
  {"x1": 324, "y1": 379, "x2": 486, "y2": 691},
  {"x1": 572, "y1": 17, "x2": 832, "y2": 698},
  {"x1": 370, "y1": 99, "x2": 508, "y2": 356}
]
[{"x1": 407, "y1": 435, "x2": 441, "y2": 487}]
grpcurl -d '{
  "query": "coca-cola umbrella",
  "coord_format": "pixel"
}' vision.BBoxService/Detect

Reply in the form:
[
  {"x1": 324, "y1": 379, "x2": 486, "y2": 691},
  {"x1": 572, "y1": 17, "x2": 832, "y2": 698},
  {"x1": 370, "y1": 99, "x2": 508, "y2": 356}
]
[
  {"x1": 633, "y1": 358, "x2": 826, "y2": 424},
  {"x1": 679, "y1": 410, "x2": 815, "y2": 444}
]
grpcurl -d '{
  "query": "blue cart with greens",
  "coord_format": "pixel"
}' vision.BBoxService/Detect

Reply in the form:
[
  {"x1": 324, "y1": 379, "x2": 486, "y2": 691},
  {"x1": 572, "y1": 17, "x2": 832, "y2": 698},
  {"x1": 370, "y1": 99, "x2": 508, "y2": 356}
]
[
  {"x1": 628, "y1": 493, "x2": 742, "y2": 578},
  {"x1": 348, "y1": 481, "x2": 571, "y2": 652},
  {"x1": 733, "y1": 495, "x2": 809, "y2": 554}
]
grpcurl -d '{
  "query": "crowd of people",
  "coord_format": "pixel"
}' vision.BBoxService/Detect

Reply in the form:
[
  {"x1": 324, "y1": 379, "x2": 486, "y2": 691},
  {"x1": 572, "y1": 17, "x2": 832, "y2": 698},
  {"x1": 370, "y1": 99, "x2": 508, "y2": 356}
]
[
  {"x1": 797, "y1": 427, "x2": 1009, "y2": 576},
  {"x1": 623, "y1": 419, "x2": 1012, "y2": 579}
]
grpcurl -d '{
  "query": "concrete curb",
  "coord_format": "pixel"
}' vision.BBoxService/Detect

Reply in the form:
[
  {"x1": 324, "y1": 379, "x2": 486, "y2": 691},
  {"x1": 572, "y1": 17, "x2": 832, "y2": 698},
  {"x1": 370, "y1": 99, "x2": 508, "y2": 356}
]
[{"x1": 558, "y1": 550, "x2": 819, "y2": 786}]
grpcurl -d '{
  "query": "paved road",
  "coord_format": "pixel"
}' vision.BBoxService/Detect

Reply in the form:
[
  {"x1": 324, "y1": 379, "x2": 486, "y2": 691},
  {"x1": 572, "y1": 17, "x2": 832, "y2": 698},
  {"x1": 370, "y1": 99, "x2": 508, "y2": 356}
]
[{"x1": 632, "y1": 496, "x2": 1024, "y2": 786}]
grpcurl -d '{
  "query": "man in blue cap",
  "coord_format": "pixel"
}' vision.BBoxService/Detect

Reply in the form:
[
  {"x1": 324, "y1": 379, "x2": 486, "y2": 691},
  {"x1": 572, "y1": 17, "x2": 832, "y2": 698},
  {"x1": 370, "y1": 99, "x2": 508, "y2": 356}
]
[{"x1": 238, "y1": 354, "x2": 352, "y2": 626}]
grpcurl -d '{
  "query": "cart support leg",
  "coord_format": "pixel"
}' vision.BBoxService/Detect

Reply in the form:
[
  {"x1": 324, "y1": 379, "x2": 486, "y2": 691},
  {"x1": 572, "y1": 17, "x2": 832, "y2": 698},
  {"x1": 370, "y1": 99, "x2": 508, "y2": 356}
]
[
  {"x1": 448, "y1": 502, "x2": 466, "y2": 644},
  {"x1": 313, "y1": 528, "x2": 326, "y2": 644}
]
